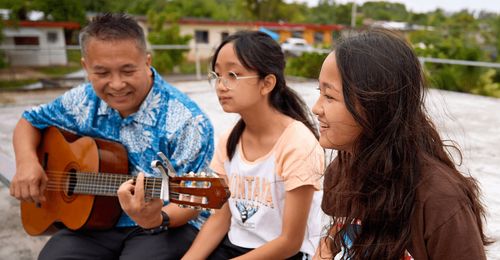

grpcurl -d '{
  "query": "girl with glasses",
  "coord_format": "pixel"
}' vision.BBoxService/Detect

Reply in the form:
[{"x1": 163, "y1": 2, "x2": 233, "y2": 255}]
[
  {"x1": 313, "y1": 29, "x2": 490, "y2": 259},
  {"x1": 183, "y1": 31, "x2": 324, "y2": 259}
]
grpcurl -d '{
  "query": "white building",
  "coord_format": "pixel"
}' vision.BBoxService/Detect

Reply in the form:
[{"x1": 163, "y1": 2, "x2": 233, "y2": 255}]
[{"x1": 1, "y1": 21, "x2": 80, "y2": 66}]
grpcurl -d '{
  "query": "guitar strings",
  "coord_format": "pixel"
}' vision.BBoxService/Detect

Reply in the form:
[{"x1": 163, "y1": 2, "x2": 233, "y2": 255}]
[
  {"x1": 43, "y1": 170, "x2": 215, "y2": 180},
  {"x1": 42, "y1": 172, "x2": 210, "y2": 202},
  {"x1": 38, "y1": 169, "x2": 215, "y2": 206},
  {"x1": 42, "y1": 170, "x2": 214, "y2": 182},
  {"x1": 40, "y1": 185, "x2": 208, "y2": 204},
  {"x1": 43, "y1": 170, "x2": 213, "y2": 187}
]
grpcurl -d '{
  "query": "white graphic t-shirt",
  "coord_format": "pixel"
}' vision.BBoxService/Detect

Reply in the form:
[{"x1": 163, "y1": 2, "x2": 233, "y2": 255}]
[{"x1": 211, "y1": 121, "x2": 325, "y2": 255}]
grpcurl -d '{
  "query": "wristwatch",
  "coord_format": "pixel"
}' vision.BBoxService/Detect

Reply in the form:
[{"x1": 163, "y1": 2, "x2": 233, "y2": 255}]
[{"x1": 143, "y1": 211, "x2": 170, "y2": 235}]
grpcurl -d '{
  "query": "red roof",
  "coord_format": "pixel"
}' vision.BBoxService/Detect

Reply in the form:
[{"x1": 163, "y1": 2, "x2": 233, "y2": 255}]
[
  {"x1": 179, "y1": 18, "x2": 343, "y2": 31},
  {"x1": 4, "y1": 20, "x2": 80, "y2": 30}
]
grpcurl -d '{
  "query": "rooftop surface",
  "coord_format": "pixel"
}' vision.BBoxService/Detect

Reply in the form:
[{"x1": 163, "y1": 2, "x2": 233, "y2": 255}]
[{"x1": 1, "y1": 80, "x2": 499, "y2": 259}]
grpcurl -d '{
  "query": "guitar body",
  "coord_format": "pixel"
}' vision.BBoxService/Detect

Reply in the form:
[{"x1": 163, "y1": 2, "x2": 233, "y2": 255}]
[{"x1": 21, "y1": 127, "x2": 128, "y2": 235}]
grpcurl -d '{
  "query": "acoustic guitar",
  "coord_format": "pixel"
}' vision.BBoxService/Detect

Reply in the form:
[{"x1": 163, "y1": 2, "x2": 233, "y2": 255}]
[{"x1": 21, "y1": 126, "x2": 230, "y2": 236}]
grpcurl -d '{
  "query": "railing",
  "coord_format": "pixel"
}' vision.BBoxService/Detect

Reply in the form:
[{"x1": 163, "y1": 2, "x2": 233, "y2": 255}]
[
  {"x1": 1, "y1": 45, "x2": 499, "y2": 81},
  {"x1": 0, "y1": 44, "x2": 214, "y2": 80},
  {"x1": 312, "y1": 47, "x2": 500, "y2": 69},
  {"x1": 418, "y1": 57, "x2": 500, "y2": 69}
]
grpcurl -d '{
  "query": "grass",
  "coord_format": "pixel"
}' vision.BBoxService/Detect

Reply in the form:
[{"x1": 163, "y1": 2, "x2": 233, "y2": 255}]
[
  {"x1": 0, "y1": 50, "x2": 82, "y2": 90},
  {"x1": 34, "y1": 64, "x2": 81, "y2": 76},
  {"x1": 0, "y1": 79, "x2": 38, "y2": 89},
  {"x1": 67, "y1": 49, "x2": 82, "y2": 63}
]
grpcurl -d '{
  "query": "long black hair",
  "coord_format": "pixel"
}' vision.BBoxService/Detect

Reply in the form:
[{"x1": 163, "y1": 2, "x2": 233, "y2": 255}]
[
  {"x1": 322, "y1": 29, "x2": 490, "y2": 259},
  {"x1": 211, "y1": 31, "x2": 318, "y2": 159}
]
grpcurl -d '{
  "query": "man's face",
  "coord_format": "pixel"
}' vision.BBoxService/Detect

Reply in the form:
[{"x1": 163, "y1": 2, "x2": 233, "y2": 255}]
[{"x1": 81, "y1": 38, "x2": 152, "y2": 117}]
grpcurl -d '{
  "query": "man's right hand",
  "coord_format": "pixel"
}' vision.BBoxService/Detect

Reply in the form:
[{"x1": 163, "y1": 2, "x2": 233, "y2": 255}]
[
  {"x1": 10, "y1": 160, "x2": 47, "y2": 203},
  {"x1": 10, "y1": 118, "x2": 45, "y2": 203}
]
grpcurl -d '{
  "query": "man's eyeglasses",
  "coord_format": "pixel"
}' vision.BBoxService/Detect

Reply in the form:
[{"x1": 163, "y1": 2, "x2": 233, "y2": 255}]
[{"x1": 208, "y1": 71, "x2": 259, "y2": 90}]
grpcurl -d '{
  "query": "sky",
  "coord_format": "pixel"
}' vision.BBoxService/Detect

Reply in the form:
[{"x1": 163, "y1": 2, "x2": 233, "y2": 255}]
[{"x1": 288, "y1": 0, "x2": 500, "y2": 13}]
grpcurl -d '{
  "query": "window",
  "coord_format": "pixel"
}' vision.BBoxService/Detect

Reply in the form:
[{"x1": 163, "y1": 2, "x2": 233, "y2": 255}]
[
  {"x1": 221, "y1": 32, "x2": 229, "y2": 42},
  {"x1": 47, "y1": 31, "x2": 58, "y2": 43},
  {"x1": 195, "y1": 30, "x2": 209, "y2": 44},
  {"x1": 291, "y1": 31, "x2": 303, "y2": 38},
  {"x1": 14, "y1": 36, "x2": 40, "y2": 45},
  {"x1": 314, "y1": 32, "x2": 324, "y2": 44}
]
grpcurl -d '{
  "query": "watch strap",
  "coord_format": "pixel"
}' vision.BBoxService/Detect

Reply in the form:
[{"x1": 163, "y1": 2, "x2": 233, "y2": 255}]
[{"x1": 143, "y1": 211, "x2": 170, "y2": 235}]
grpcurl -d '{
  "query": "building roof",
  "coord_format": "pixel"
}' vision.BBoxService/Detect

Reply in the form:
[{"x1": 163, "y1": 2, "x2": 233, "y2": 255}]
[
  {"x1": 3, "y1": 20, "x2": 80, "y2": 30},
  {"x1": 178, "y1": 18, "x2": 343, "y2": 31}
]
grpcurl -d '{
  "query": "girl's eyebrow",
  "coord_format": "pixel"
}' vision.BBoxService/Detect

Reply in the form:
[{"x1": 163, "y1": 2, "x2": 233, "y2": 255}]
[
  {"x1": 321, "y1": 82, "x2": 341, "y2": 93},
  {"x1": 321, "y1": 82, "x2": 332, "y2": 89},
  {"x1": 215, "y1": 60, "x2": 241, "y2": 66}
]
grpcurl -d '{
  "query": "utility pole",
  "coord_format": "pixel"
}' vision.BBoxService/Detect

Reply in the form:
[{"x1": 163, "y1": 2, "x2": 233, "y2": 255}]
[{"x1": 351, "y1": 1, "x2": 357, "y2": 28}]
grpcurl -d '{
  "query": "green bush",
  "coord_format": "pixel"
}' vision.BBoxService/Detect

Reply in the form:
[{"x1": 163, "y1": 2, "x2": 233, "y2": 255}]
[
  {"x1": 67, "y1": 49, "x2": 81, "y2": 64},
  {"x1": 472, "y1": 69, "x2": 500, "y2": 98},
  {"x1": 409, "y1": 30, "x2": 499, "y2": 98},
  {"x1": 0, "y1": 52, "x2": 7, "y2": 69},
  {"x1": 178, "y1": 59, "x2": 210, "y2": 75},
  {"x1": 285, "y1": 52, "x2": 328, "y2": 79}
]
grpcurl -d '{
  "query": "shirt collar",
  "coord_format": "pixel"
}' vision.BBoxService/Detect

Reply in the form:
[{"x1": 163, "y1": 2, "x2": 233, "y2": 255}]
[{"x1": 97, "y1": 67, "x2": 164, "y2": 127}]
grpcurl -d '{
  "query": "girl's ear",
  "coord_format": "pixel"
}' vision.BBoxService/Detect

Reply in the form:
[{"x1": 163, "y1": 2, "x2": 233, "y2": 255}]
[{"x1": 260, "y1": 74, "x2": 276, "y2": 95}]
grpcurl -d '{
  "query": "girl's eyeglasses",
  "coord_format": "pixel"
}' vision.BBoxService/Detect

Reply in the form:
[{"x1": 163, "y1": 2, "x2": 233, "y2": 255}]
[{"x1": 208, "y1": 71, "x2": 259, "y2": 90}]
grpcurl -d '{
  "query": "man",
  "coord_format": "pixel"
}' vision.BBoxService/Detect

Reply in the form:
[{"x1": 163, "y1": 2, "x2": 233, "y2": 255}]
[{"x1": 9, "y1": 13, "x2": 214, "y2": 259}]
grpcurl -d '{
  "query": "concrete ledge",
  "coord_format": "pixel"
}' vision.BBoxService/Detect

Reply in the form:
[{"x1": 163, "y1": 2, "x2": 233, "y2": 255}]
[{"x1": 0, "y1": 153, "x2": 14, "y2": 187}]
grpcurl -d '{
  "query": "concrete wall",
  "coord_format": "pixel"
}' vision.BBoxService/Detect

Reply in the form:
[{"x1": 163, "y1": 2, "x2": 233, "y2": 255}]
[{"x1": 180, "y1": 24, "x2": 249, "y2": 61}]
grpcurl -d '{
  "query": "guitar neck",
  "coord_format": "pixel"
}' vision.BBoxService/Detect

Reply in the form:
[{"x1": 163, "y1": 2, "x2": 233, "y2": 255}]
[
  {"x1": 45, "y1": 171, "x2": 230, "y2": 210},
  {"x1": 54, "y1": 172, "x2": 163, "y2": 198}
]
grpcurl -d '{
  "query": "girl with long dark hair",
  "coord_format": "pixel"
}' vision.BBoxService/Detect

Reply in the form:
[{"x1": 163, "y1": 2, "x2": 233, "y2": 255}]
[
  {"x1": 183, "y1": 31, "x2": 324, "y2": 259},
  {"x1": 313, "y1": 29, "x2": 490, "y2": 259}
]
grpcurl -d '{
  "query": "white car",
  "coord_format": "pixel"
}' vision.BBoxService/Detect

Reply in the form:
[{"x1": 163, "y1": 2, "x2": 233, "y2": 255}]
[{"x1": 281, "y1": 38, "x2": 314, "y2": 57}]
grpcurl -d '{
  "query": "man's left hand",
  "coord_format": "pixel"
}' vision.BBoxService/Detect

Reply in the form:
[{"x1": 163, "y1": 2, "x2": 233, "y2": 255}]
[{"x1": 117, "y1": 172, "x2": 164, "y2": 228}]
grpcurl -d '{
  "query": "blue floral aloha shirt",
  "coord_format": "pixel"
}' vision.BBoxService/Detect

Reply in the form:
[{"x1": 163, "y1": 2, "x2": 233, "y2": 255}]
[{"x1": 23, "y1": 67, "x2": 214, "y2": 229}]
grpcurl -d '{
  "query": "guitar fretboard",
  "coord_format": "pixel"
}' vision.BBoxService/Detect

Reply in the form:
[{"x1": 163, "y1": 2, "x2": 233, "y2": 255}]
[{"x1": 48, "y1": 172, "x2": 163, "y2": 198}]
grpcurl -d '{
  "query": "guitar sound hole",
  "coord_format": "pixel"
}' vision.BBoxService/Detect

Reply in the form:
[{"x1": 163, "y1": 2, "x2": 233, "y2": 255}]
[{"x1": 66, "y1": 170, "x2": 77, "y2": 196}]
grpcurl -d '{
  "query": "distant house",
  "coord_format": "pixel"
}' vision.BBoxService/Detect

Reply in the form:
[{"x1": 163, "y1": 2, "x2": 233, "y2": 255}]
[
  {"x1": 1, "y1": 21, "x2": 80, "y2": 66},
  {"x1": 368, "y1": 20, "x2": 434, "y2": 32},
  {"x1": 178, "y1": 18, "x2": 343, "y2": 60},
  {"x1": 136, "y1": 18, "x2": 343, "y2": 61}
]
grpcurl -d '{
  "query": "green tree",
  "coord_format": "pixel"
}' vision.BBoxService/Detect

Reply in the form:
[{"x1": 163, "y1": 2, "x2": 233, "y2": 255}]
[
  {"x1": 32, "y1": 0, "x2": 85, "y2": 24},
  {"x1": 407, "y1": 12, "x2": 430, "y2": 25},
  {"x1": 80, "y1": 0, "x2": 124, "y2": 13},
  {"x1": 0, "y1": 0, "x2": 85, "y2": 23},
  {"x1": 277, "y1": 2, "x2": 309, "y2": 23},
  {"x1": 240, "y1": 0, "x2": 309, "y2": 21},
  {"x1": 308, "y1": 0, "x2": 354, "y2": 25},
  {"x1": 360, "y1": 1, "x2": 409, "y2": 21},
  {"x1": 147, "y1": 11, "x2": 191, "y2": 74},
  {"x1": 445, "y1": 10, "x2": 477, "y2": 38},
  {"x1": 0, "y1": 0, "x2": 32, "y2": 20},
  {"x1": 308, "y1": 0, "x2": 335, "y2": 24},
  {"x1": 241, "y1": 0, "x2": 283, "y2": 21}
]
